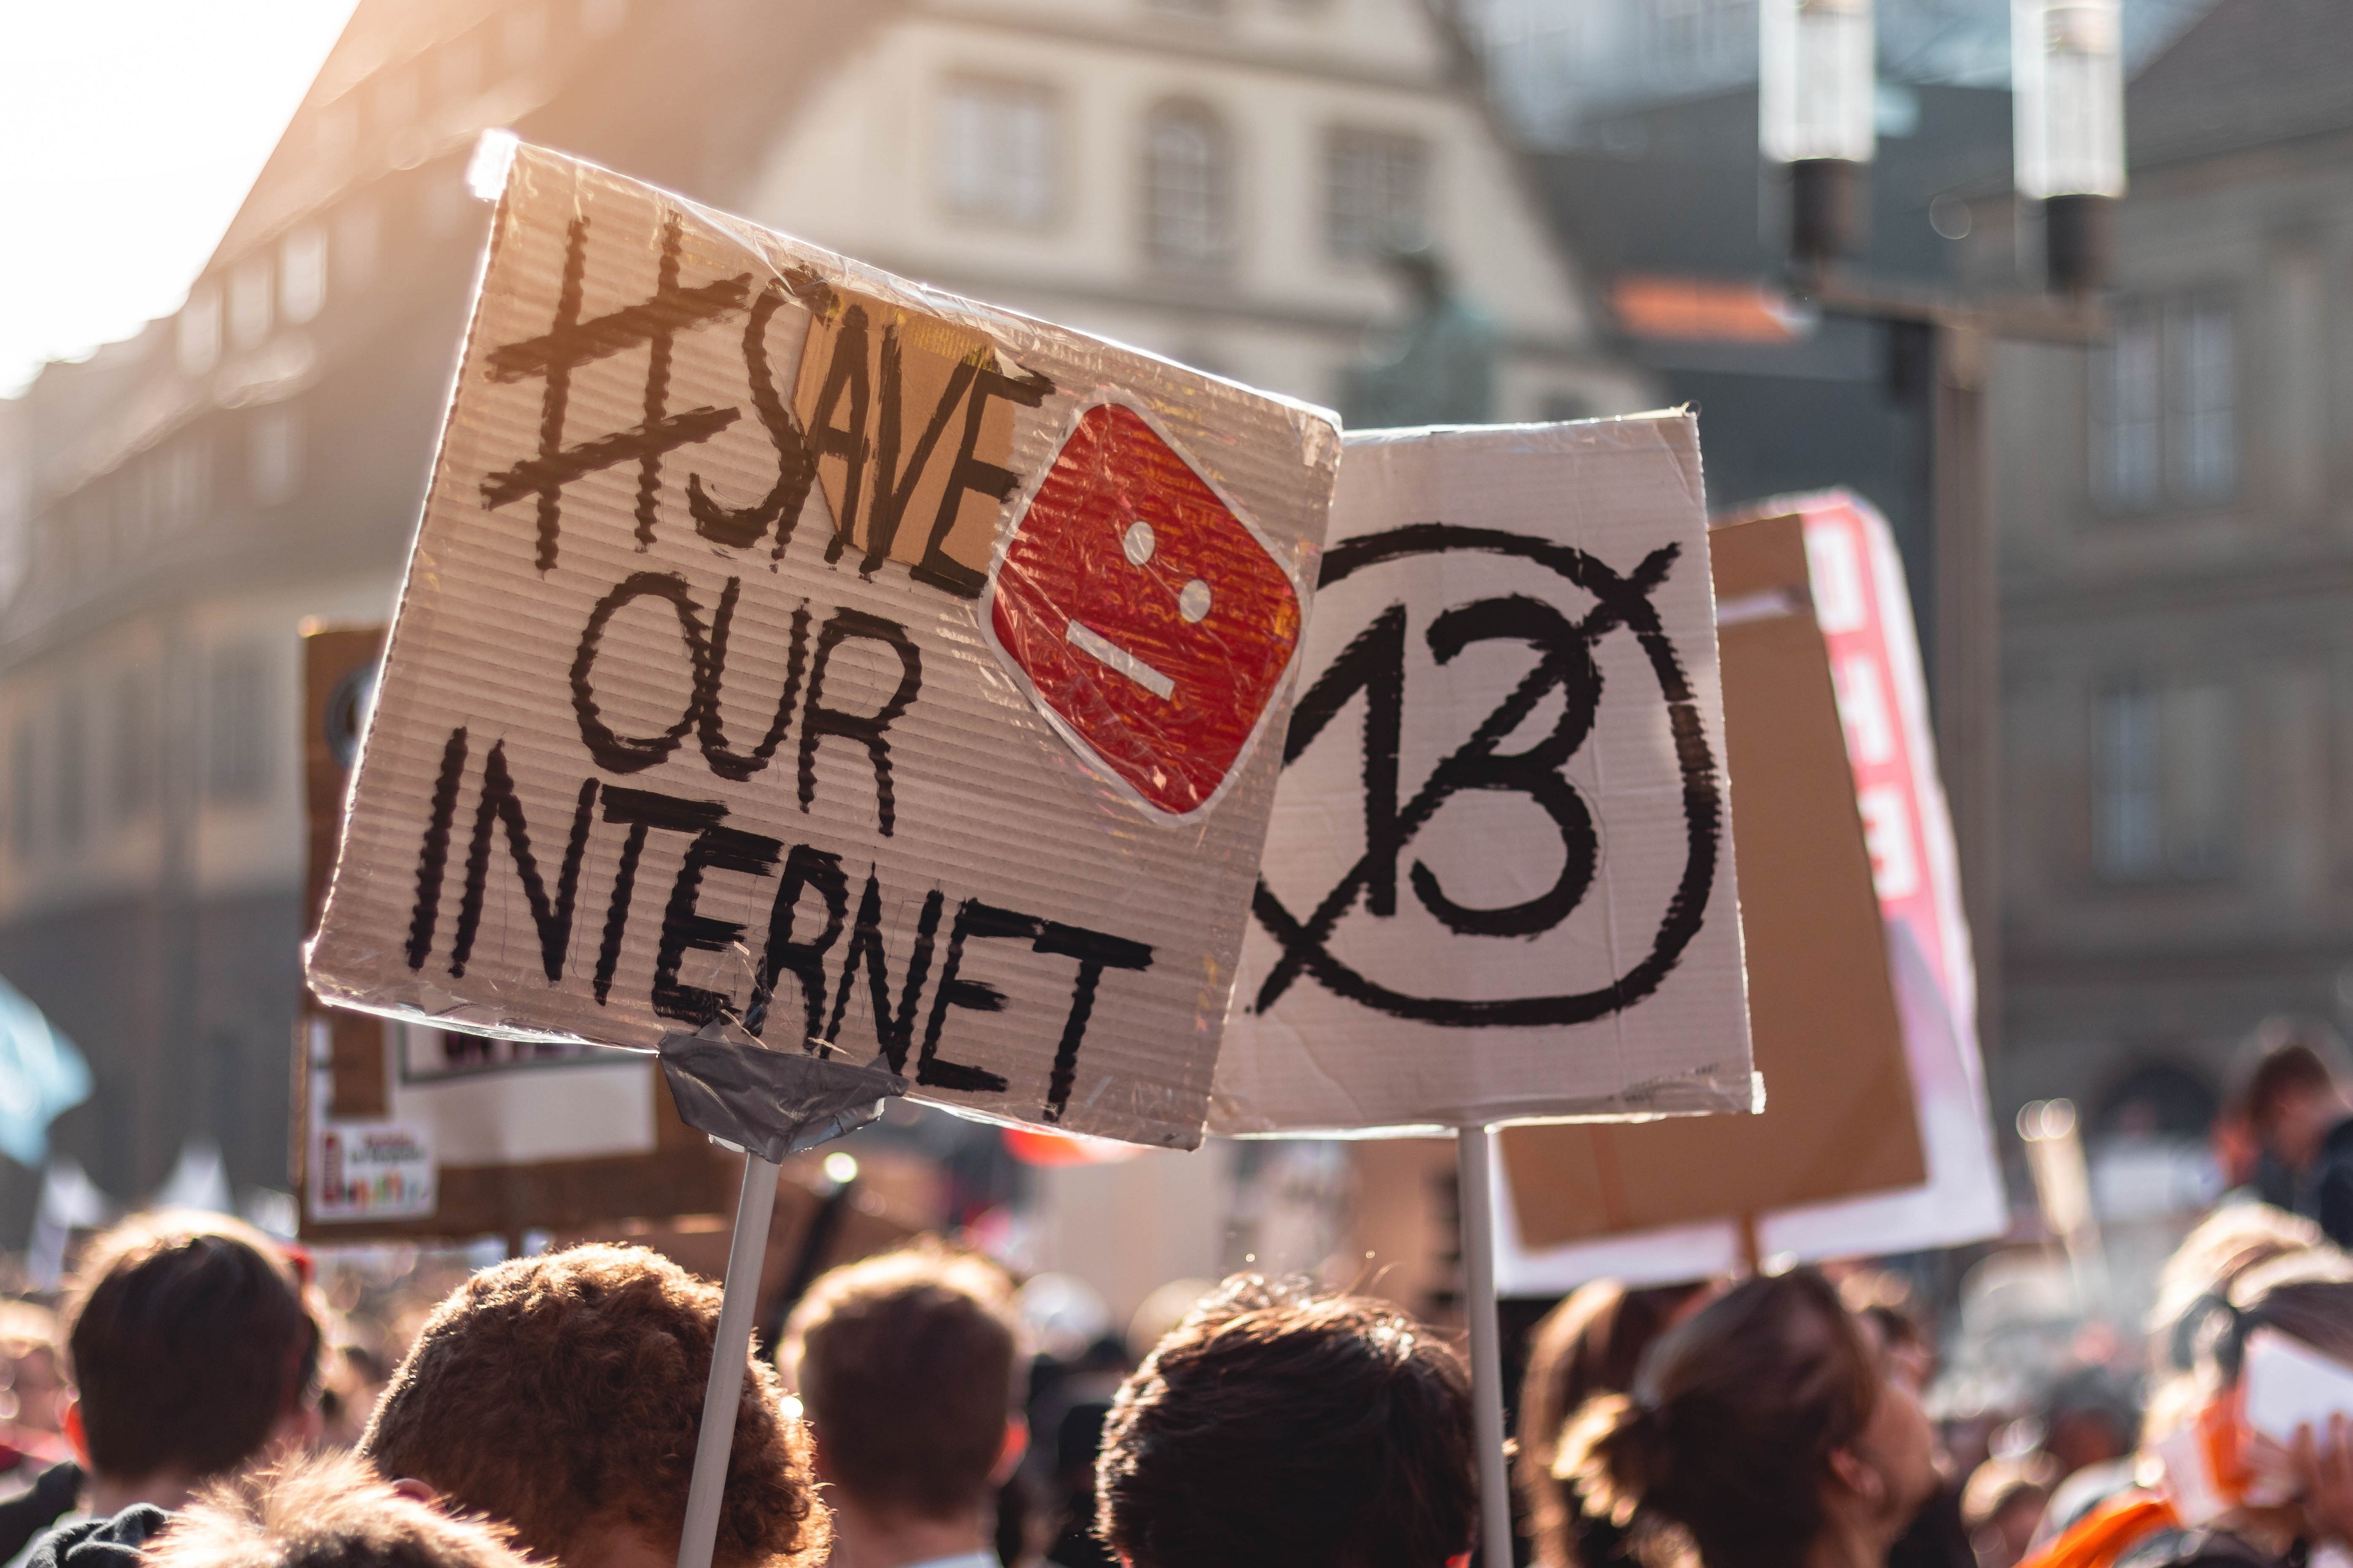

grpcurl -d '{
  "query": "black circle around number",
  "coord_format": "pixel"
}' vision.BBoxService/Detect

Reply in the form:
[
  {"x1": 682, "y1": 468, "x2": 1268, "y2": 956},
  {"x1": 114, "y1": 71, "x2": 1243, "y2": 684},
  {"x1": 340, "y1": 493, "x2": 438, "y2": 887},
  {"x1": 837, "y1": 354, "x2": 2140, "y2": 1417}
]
[{"x1": 1250, "y1": 522, "x2": 1724, "y2": 1028}]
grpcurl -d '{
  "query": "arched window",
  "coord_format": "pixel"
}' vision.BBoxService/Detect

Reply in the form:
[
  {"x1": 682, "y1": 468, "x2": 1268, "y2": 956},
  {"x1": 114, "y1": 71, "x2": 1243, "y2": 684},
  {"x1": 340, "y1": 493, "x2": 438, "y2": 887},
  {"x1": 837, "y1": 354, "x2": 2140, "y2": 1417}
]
[{"x1": 1143, "y1": 102, "x2": 1234, "y2": 273}]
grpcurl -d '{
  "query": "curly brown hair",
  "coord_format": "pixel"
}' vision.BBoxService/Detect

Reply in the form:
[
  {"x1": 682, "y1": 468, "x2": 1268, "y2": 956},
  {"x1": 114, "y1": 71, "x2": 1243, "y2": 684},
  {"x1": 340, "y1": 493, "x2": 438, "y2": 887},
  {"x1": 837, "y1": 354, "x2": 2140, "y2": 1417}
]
[
  {"x1": 1096, "y1": 1275, "x2": 1474, "y2": 1568},
  {"x1": 145, "y1": 1450, "x2": 536, "y2": 1568},
  {"x1": 360, "y1": 1245, "x2": 825, "y2": 1568}
]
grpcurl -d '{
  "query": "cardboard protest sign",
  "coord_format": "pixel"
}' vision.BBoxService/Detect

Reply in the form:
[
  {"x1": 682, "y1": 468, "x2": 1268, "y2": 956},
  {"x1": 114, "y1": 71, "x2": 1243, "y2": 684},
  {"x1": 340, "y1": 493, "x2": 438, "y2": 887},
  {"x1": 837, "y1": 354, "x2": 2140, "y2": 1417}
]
[
  {"x1": 305, "y1": 145, "x2": 1340, "y2": 1151},
  {"x1": 1496, "y1": 509, "x2": 1920, "y2": 1244},
  {"x1": 295, "y1": 626, "x2": 741, "y2": 1240},
  {"x1": 1492, "y1": 494, "x2": 2002, "y2": 1289},
  {"x1": 1209, "y1": 418, "x2": 1753, "y2": 1134}
]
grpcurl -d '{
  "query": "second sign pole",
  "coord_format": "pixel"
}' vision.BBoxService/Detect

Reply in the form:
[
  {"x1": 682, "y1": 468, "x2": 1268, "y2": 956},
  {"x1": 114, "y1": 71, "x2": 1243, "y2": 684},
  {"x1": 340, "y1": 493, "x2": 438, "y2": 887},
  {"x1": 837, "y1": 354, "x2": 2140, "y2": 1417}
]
[{"x1": 1457, "y1": 1125, "x2": 1512, "y2": 1568}]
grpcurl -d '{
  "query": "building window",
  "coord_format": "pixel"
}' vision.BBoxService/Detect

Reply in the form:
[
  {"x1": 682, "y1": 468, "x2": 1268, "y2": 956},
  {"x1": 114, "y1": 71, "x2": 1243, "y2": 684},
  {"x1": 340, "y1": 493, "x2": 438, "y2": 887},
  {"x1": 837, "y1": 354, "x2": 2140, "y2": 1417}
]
[
  {"x1": 206, "y1": 646, "x2": 270, "y2": 802},
  {"x1": 2169, "y1": 295, "x2": 2235, "y2": 500},
  {"x1": 228, "y1": 254, "x2": 273, "y2": 350},
  {"x1": 164, "y1": 438, "x2": 212, "y2": 528},
  {"x1": 280, "y1": 225, "x2": 327, "y2": 325},
  {"x1": 9, "y1": 724, "x2": 33, "y2": 857},
  {"x1": 1644, "y1": 0, "x2": 1752, "y2": 75},
  {"x1": 179, "y1": 286, "x2": 221, "y2": 376},
  {"x1": 2094, "y1": 679, "x2": 2235, "y2": 882},
  {"x1": 1143, "y1": 102, "x2": 1234, "y2": 274},
  {"x1": 375, "y1": 66, "x2": 418, "y2": 134},
  {"x1": 938, "y1": 79, "x2": 1058, "y2": 229},
  {"x1": 336, "y1": 201, "x2": 380, "y2": 295},
  {"x1": 316, "y1": 100, "x2": 357, "y2": 164},
  {"x1": 52, "y1": 702, "x2": 84, "y2": 852},
  {"x1": 2093, "y1": 293, "x2": 2236, "y2": 510},
  {"x1": 504, "y1": 4, "x2": 547, "y2": 64},
  {"x1": 437, "y1": 34, "x2": 484, "y2": 102},
  {"x1": 111, "y1": 672, "x2": 152, "y2": 822},
  {"x1": 251, "y1": 407, "x2": 301, "y2": 506},
  {"x1": 1326, "y1": 129, "x2": 1430, "y2": 261}
]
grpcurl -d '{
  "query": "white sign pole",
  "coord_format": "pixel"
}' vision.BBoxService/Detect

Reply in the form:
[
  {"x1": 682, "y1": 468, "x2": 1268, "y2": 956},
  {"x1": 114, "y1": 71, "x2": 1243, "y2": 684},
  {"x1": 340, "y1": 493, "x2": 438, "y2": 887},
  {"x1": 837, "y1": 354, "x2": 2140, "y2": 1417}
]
[
  {"x1": 678, "y1": 1149, "x2": 782, "y2": 1568},
  {"x1": 1457, "y1": 1125, "x2": 1512, "y2": 1568}
]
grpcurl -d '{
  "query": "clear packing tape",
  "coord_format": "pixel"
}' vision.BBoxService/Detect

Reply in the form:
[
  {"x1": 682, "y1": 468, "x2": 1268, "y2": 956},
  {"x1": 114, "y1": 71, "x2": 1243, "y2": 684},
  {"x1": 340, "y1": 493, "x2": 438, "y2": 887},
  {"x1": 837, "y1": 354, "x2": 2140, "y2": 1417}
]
[{"x1": 304, "y1": 138, "x2": 1341, "y2": 1152}]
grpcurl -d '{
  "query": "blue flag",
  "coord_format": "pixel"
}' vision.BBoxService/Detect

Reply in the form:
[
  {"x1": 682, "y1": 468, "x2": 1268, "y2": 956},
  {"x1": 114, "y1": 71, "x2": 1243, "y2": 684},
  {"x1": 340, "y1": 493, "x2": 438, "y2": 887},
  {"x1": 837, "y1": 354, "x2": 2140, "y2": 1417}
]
[{"x1": 0, "y1": 975, "x2": 91, "y2": 1168}]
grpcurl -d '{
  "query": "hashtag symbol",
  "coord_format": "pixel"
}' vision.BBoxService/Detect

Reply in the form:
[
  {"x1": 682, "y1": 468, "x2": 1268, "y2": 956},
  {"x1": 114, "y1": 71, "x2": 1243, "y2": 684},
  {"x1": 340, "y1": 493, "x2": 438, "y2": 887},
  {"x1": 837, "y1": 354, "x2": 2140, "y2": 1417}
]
[{"x1": 480, "y1": 209, "x2": 753, "y2": 571}]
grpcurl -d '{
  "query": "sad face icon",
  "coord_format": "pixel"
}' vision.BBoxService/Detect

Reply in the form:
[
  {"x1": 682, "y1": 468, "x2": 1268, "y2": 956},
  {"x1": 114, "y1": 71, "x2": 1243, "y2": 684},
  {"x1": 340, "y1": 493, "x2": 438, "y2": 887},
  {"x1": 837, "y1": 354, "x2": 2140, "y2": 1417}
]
[{"x1": 985, "y1": 402, "x2": 1302, "y2": 818}]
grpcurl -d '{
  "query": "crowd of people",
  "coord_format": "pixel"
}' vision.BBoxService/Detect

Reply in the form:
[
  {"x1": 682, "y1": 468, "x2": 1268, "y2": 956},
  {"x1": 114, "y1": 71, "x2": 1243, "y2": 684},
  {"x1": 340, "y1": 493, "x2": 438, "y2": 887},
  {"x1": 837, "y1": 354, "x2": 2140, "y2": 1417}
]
[{"x1": 0, "y1": 1039, "x2": 2351, "y2": 1568}]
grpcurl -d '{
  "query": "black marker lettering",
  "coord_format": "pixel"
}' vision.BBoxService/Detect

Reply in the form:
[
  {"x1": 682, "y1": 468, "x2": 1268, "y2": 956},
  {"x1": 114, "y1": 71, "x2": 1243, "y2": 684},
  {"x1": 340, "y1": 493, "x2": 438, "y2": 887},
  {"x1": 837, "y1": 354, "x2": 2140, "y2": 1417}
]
[
  {"x1": 910, "y1": 364, "x2": 1052, "y2": 598},
  {"x1": 696, "y1": 583, "x2": 809, "y2": 782},
  {"x1": 861, "y1": 331, "x2": 981, "y2": 579},
  {"x1": 798, "y1": 609, "x2": 921, "y2": 837},
  {"x1": 571, "y1": 571, "x2": 708, "y2": 774},
  {"x1": 450, "y1": 744, "x2": 598, "y2": 982},
  {"x1": 1033, "y1": 921, "x2": 1154, "y2": 1124},
  {"x1": 687, "y1": 282, "x2": 817, "y2": 554},
  {"x1": 653, "y1": 824, "x2": 782, "y2": 1025},
  {"x1": 753, "y1": 844, "x2": 848, "y2": 1047},
  {"x1": 479, "y1": 214, "x2": 748, "y2": 570},
  {"x1": 808, "y1": 304, "x2": 872, "y2": 567},
  {"x1": 915, "y1": 898, "x2": 1031, "y2": 1093},
  {"x1": 592, "y1": 786, "x2": 727, "y2": 1004},
  {"x1": 823, "y1": 871, "x2": 944, "y2": 1070},
  {"x1": 405, "y1": 726, "x2": 469, "y2": 970}
]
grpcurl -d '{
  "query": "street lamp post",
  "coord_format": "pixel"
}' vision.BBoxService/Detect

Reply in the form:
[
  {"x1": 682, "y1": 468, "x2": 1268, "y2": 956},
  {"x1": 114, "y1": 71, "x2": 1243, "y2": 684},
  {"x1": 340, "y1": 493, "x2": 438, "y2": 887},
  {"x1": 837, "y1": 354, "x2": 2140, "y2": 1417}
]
[
  {"x1": 1760, "y1": 0, "x2": 1876, "y2": 263},
  {"x1": 2014, "y1": 0, "x2": 2126, "y2": 293},
  {"x1": 1756, "y1": 0, "x2": 2122, "y2": 1095}
]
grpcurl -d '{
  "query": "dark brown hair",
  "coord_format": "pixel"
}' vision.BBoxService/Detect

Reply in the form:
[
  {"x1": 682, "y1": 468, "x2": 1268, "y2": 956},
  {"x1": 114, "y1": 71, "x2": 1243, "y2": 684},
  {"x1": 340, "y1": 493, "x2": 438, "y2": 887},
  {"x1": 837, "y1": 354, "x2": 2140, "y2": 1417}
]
[
  {"x1": 63, "y1": 1211, "x2": 322, "y2": 1484},
  {"x1": 2241, "y1": 1023, "x2": 2342, "y2": 1133},
  {"x1": 779, "y1": 1244, "x2": 1022, "y2": 1520},
  {"x1": 1559, "y1": 1270, "x2": 1877, "y2": 1568},
  {"x1": 144, "y1": 1451, "x2": 537, "y2": 1568},
  {"x1": 361, "y1": 1245, "x2": 824, "y2": 1568},
  {"x1": 1097, "y1": 1275, "x2": 1475, "y2": 1568},
  {"x1": 1516, "y1": 1282, "x2": 1707, "y2": 1568}
]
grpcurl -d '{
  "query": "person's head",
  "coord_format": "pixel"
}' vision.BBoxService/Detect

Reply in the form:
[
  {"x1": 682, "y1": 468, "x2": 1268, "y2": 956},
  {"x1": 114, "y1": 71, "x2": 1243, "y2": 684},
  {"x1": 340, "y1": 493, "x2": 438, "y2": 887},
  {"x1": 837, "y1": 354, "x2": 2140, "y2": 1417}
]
[
  {"x1": 1097, "y1": 1275, "x2": 1475, "y2": 1568},
  {"x1": 1559, "y1": 1269, "x2": 1938, "y2": 1568},
  {"x1": 2240, "y1": 1022, "x2": 2352, "y2": 1170},
  {"x1": 1516, "y1": 1280, "x2": 1710, "y2": 1568},
  {"x1": 777, "y1": 1244, "x2": 1026, "y2": 1526},
  {"x1": 1959, "y1": 1454, "x2": 2057, "y2": 1568},
  {"x1": 0, "y1": 1299, "x2": 67, "y2": 1434},
  {"x1": 2162, "y1": 1250, "x2": 2353, "y2": 1543},
  {"x1": 1839, "y1": 1271, "x2": 1933, "y2": 1396},
  {"x1": 63, "y1": 1211, "x2": 324, "y2": 1494},
  {"x1": 361, "y1": 1244, "x2": 824, "y2": 1568},
  {"x1": 143, "y1": 1450, "x2": 537, "y2": 1568}
]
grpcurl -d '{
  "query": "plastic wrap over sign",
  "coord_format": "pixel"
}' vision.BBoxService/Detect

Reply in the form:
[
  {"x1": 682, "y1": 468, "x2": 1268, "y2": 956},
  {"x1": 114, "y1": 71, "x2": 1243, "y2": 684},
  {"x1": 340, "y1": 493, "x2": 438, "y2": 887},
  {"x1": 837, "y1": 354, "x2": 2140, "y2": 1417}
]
[
  {"x1": 305, "y1": 144, "x2": 1341, "y2": 1150},
  {"x1": 1211, "y1": 418, "x2": 1754, "y2": 1135}
]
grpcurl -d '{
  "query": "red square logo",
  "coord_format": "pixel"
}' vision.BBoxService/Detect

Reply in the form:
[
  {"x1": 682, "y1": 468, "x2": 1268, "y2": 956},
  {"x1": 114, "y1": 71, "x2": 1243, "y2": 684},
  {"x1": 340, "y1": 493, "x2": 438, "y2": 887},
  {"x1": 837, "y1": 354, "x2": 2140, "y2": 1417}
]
[{"x1": 986, "y1": 402, "x2": 1302, "y2": 818}]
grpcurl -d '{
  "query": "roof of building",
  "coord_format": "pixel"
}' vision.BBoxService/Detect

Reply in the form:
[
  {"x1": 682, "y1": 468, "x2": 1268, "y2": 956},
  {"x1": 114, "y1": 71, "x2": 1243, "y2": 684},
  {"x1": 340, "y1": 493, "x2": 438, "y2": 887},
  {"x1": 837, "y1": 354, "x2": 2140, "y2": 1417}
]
[{"x1": 2128, "y1": 0, "x2": 2353, "y2": 168}]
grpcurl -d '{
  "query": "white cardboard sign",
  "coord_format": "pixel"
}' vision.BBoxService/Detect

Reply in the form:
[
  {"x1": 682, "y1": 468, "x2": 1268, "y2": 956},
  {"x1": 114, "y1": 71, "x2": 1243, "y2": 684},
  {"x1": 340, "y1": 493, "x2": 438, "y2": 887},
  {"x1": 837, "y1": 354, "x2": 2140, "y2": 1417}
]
[
  {"x1": 306, "y1": 145, "x2": 1340, "y2": 1150},
  {"x1": 1209, "y1": 420, "x2": 1753, "y2": 1134},
  {"x1": 1493, "y1": 490, "x2": 2004, "y2": 1290}
]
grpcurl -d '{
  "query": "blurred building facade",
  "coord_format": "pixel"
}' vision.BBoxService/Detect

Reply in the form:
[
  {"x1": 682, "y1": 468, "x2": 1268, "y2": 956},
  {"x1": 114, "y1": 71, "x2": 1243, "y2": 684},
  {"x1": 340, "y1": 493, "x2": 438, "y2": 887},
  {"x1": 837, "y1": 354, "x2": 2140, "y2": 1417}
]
[
  {"x1": 1978, "y1": 0, "x2": 2353, "y2": 1150},
  {"x1": 0, "y1": 0, "x2": 1636, "y2": 1225}
]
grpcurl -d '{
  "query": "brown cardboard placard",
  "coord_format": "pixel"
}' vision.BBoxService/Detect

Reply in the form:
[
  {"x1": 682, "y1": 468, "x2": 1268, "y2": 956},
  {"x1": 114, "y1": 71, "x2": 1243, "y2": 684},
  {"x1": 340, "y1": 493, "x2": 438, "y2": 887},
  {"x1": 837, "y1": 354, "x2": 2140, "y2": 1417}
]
[
  {"x1": 295, "y1": 625, "x2": 741, "y2": 1241},
  {"x1": 305, "y1": 145, "x2": 1340, "y2": 1152},
  {"x1": 1496, "y1": 510, "x2": 1923, "y2": 1246},
  {"x1": 1208, "y1": 419, "x2": 1753, "y2": 1134}
]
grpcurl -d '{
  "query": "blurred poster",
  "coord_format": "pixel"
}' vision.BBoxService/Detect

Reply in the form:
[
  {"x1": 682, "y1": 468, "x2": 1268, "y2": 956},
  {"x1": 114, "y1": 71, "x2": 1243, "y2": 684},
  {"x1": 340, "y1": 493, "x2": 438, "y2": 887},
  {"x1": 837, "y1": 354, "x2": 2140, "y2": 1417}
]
[{"x1": 1496, "y1": 490, "x2": 2005, "y2": 1291}]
